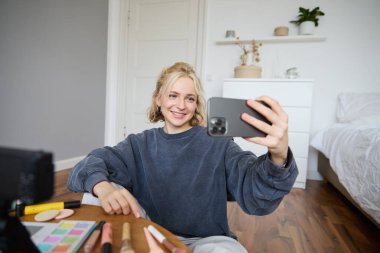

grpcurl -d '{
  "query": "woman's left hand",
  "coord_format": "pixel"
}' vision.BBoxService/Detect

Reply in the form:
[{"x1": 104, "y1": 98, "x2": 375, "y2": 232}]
[
  {"x1": 144, "y1": 227, "x2": 164, "y2": 253},
  {"x1": 241, "y1": 96, "x2": 289, "y2": 166}
]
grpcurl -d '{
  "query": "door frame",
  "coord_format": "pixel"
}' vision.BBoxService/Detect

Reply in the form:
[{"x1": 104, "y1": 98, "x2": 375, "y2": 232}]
[{"x1": 104, "y1": 0, "x2": 207, "y2": 146}]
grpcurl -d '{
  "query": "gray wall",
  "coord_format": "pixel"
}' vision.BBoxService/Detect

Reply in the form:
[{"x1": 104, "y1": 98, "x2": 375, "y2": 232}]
[{"x1": 0, "y1": 0, "x2": 108, "y2": 160}]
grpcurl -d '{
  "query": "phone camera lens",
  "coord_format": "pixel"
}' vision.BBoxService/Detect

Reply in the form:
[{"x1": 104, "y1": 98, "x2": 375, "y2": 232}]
[
  {"x1": 209, "y1": 117, "x2": 226, "y2": 136},
  {"x1": 211, "y1": 126, "x2": 218, "y2": 134}
]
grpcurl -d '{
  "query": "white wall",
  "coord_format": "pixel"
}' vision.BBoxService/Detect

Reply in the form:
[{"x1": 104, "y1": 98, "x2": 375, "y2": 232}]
[
  {"x1": 0, "y1": 0, "x2": 108, "y2": 165},
  {"x1": 202, "y1": 0, "x2": 380, "y2": 179}
]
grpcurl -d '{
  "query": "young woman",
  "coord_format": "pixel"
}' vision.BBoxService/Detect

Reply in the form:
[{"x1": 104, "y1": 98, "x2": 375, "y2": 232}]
[{"x1": 67, "y1": 62, "x2": 298, "y2": 252}]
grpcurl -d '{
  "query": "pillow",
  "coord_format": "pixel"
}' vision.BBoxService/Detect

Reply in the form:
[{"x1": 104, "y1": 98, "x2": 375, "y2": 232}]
[
  {"x1": 336, "y1": 93, "x2": 380, "y2": 123},
  {"x1": 352, "y1": 115, "x2": 380, "y2": 125}
]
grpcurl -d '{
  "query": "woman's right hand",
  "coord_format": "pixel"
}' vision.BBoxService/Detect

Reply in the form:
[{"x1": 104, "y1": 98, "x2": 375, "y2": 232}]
[{"x1": 93, "y1": 181, "x2": 141, "y2": 217}]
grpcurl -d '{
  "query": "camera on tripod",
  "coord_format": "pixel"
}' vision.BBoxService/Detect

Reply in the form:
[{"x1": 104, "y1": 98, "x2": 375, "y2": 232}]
[{"x1": 0, "y1": 146, "x2": 54, "y2": 253}]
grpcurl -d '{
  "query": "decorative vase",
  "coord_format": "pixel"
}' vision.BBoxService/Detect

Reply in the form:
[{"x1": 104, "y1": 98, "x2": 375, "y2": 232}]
[
  {"x1": 240, "y1": 52, "x2": 254, "y2": 66},
  {"x1": 234, "y1": 65, "x2": 262, "y2": 78},
  {"x1": 299, "y1": 21, "x2": 315, "y2": 35},
  {"x1": 246, "y1": 52, "x2": 254, "y2": 66},
  {"x1": 240, "y1": 54, "x2": 248, "y2": 65},
  {"x1": 274, "y1": 26, "x2": 289, "y2": 36}
]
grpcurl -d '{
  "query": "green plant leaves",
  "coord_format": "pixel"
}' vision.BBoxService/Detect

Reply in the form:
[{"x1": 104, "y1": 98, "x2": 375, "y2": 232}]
[{"x1": 290, "y1": 6, "x2": 325, "y2": 26}]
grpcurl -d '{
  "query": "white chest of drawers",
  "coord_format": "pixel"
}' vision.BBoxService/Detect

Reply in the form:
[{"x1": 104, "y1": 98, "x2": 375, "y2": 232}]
[{"x1": 223, "y1": 78, "x2": 313, "y2": 188}]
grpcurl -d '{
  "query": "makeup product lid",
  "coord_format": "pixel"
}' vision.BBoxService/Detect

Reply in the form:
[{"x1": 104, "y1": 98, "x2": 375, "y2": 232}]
[
  {"x1": 34, "y1": 209, "x2": 60, "y2": 222},
  {"x1": 55, "y1": 209, "x2": 75, "y2": 220},
  {"x1": 64, "y1": 200, "x2": 81, "y2": 208}
]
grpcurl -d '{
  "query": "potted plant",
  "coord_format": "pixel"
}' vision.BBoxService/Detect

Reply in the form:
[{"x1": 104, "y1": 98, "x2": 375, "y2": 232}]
[{"x1": 290, "y1": 7, "x2": 325, "y2": 35}]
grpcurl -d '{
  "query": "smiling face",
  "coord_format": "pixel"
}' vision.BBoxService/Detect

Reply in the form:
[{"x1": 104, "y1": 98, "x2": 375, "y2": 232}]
[
  {"x1": 156, "y1": 77, "x2": 198, "y2": 134},
  {"x1": 148, "y1": 62, "x2": 206, "y2": 129}
]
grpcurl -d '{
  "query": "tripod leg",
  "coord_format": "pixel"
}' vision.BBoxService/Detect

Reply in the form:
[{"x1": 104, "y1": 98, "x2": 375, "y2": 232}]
[{"x1": 0, "y1": 216, "x2": 39, "y2": 253}]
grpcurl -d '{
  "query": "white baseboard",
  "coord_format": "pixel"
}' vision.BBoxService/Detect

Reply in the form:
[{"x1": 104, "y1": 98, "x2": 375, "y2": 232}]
[
  {"x1": 307, "y1": 169, "x2": 323, "y2": 181},
  {"x1": 54, "y1": 156, "x2": 84, "y2": 171}
]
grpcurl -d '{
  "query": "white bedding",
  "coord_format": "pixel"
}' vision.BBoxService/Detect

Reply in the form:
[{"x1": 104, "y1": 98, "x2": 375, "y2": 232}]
[{"x1": 311, "y1": 123, "x2": 380, "y2": 224}]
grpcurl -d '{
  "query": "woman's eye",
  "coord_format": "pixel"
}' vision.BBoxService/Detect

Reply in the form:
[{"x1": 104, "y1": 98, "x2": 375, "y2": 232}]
[
  {"x1": 169, "y1": 94, "x2": 177, "y2": 99},
  {"x1": 186, "y1": 97, "x2": 196, "y2": 103}
]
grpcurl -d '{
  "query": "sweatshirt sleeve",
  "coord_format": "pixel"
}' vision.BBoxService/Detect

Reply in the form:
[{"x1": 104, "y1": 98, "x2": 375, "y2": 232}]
[
  {"x1": 67, "y1": 139, "x2": 134, "y2": 194},
  {"x1": 225, "y1": 140, "x2": 298, "y2": 215}
]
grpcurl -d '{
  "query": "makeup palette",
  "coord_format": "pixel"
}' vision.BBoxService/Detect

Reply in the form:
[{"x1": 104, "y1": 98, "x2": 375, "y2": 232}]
[{"x1": 23, "y1": 220, "x2": 96, "y2": 253}]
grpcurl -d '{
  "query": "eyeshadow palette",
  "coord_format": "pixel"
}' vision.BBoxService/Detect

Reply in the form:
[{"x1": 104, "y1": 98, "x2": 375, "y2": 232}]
[{"x1": 23, "y1": 220, "x2": 96, "y2": 253}]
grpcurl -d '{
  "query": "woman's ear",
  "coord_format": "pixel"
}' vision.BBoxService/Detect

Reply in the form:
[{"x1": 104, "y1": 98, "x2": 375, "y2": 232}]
[{"x1": 155, "y1": 94, "x2": 161, "y2": 106}]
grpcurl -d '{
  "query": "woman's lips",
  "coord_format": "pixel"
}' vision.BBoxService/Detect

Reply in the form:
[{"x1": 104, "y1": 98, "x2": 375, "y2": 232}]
[{"x1": 171, "y1": 111, "x2": 186, "y2": 118}]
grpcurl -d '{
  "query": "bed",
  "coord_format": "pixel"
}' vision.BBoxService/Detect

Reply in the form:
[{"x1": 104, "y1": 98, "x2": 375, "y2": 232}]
[{"x1": 310, "y1": 93, "x2": 380, "y2": 229}]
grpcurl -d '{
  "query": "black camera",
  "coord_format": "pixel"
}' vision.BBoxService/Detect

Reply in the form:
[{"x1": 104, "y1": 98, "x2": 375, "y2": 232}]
[
  {"x1": 0, "y1": 147, "x2": 54, "y2": 204},
  {"x1": 0, "y1": 146, "x2": 54, "y2": 253}
]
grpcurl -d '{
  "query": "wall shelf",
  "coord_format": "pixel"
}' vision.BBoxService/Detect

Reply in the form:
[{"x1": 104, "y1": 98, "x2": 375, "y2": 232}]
[{"x1": 216, "y1": 35, "x2": 326, "y2": 45}]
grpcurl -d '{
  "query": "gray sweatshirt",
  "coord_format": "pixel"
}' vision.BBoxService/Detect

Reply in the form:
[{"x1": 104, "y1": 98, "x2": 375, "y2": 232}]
[{"x1": 67, "y1": 126, "x2": 298, "y2": 238}]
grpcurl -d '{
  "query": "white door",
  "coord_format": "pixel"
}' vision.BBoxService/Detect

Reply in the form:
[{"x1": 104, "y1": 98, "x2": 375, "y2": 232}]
[{"x1": 124, "y1": 0, "x2": 202, "y2": 136}]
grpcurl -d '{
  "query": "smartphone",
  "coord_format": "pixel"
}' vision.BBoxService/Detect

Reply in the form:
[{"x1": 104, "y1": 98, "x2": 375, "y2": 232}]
[{"x1": 207, "y1": 97, "x2": 271, "y2": 137}]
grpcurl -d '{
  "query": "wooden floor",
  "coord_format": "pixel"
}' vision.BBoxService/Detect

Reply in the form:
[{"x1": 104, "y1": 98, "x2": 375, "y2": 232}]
[
  {"x1": 55, "y1": 169, "x2": 379, "y2": 253},
  {"x1": 227, "y1": 181, "x2": 380, "y2": 253}
]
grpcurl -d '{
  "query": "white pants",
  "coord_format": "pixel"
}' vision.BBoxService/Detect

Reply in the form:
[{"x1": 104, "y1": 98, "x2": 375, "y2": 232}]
[{"x1": 179, "y1": 235, "x2": 248, "y2": 253}]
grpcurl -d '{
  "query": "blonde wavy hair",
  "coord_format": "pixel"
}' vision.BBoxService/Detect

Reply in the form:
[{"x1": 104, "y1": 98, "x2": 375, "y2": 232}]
[{"x1": 148, "y1": 62, "x2": 206, "y2": 126}]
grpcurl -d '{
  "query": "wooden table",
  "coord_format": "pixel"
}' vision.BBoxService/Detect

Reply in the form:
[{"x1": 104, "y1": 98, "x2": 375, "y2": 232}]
[
  {"x1": 21, "y1": 204, "x2": 190, "y2": 253},
  {"x1": 19, "y1": 169, "x2": 191, "y2": 253}
]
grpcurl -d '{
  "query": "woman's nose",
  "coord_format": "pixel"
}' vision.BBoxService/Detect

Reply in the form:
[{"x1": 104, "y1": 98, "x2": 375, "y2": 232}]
[{"x1": 176, "y1": 98, "x2": 185, "y2": 109}]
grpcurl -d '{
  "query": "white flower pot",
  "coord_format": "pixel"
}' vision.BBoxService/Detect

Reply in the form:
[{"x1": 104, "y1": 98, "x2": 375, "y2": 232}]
[{"x1": 299, "y1": 21, "x2": 315, "y2": 35}]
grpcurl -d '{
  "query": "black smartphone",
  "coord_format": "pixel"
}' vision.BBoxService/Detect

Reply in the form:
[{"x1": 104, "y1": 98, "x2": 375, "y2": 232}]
[{"x1": 207, "y1": 97, "x2": 271, "y2": 137}]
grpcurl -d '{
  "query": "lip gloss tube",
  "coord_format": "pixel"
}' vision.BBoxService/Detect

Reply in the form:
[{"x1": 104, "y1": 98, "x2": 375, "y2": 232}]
[
  {"x1": 101, "y1": 222, "x2": 113, "y2": 253},
  {"x1": 84, "y1": 221, "x2": 105, "y2": 253},
  {"x1": 120, "y1": 222, "x2": 135, "y2": 253}
]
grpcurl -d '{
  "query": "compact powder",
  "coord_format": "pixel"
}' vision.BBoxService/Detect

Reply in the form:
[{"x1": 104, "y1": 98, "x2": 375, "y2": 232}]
[
  {"x1": 34, "y1": 209, "x2": 60, "y2": 222},
  {"x1": 55, "y1": 209, "x2": 75, "y2": 220}
]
